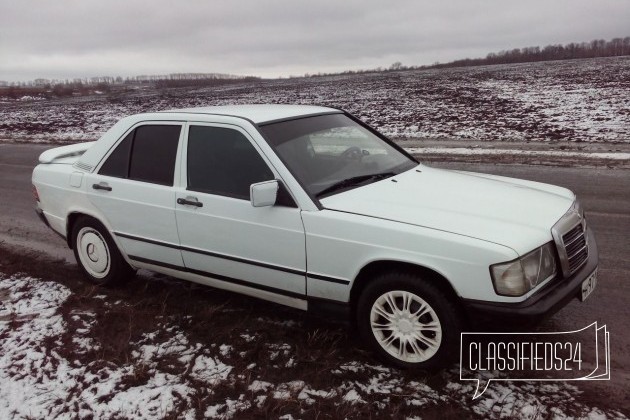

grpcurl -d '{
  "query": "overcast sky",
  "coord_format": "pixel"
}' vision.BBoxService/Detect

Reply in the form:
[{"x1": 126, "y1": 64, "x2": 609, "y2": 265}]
[{"x1": 1, "y1": 0, "x2": 629, "y2": 82}]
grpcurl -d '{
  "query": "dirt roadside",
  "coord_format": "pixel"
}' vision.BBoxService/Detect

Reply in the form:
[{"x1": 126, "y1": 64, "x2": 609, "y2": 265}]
[{"x1": 397, "y1": 138, "x2": 630, "y2": 169}]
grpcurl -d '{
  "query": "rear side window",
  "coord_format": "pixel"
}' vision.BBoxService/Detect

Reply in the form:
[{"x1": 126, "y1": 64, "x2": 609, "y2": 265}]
[
  {"x1": 129, "y1": 125, "x2": 181, "y2": 185},
  {"x1": 187, "y1": 126, "x2": 274, "y2": 199},
  {"x1": 99, "y1": 124, "x2": 181, "y2": 186}
]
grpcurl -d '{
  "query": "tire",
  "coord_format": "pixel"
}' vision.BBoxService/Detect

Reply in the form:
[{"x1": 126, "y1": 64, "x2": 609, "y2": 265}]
[
  {"x1": 356, "y1": 271, "x2": 461, "y2": 370},
  {"x1": 71, "y1": 216, "x2": 135, "y2": 286}
]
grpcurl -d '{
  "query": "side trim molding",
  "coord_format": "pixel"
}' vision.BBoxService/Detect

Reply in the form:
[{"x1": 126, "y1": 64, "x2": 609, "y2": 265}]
[
  {"x1": 128, "y1": 254, "x2": 306, "y2": 300},
  {"x1": 114, "y1": 231, "x2": 351, "y2": 285},
  {"x1": 307, "y1": 273, "x2": 351, "y2": 285}
]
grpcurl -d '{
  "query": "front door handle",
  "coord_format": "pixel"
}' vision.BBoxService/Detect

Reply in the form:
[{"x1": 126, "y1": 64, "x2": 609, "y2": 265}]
[
  {"x1": 92, "y1": 182, "x2": 112, "y2": 192},
  {"x1": 177, "y1": 197, "x2": 203, "y2": 207}
]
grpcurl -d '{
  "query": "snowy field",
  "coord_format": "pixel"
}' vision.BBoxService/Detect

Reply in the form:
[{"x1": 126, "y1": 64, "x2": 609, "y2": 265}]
[
  {"x1": 1, "y1": 57, "x2": 630, "y2": 418},
  {"x1": 1, "y1": 272, "x2": 627, "y2": 419},
  {"x1": 1, "y1": 57, "x2": 629, "y2": 145}
]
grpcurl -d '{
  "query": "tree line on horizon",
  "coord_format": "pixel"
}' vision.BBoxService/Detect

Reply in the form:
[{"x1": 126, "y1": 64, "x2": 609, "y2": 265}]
[
  {"x1": 0, "y1": 73, "x2": 260, "y2": 90},
  {"x1": 430, "y1": 37, "x2": 630, "y2": 69},
  {"x1": 295, "y1": 36, "x2": 630, "y2": 78},
  {"x1": 0, "y1": 73, "x2": 260, "y2": 100}
]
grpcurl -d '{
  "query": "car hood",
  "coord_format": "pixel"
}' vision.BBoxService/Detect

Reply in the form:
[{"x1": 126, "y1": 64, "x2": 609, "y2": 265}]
[{"x1": 319, "y1": 165, "x2": 574, "y2": 255}]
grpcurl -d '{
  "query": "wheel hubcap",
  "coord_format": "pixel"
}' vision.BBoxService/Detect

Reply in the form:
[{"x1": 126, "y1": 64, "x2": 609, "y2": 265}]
[
  {"x1": 370, "y1": 290, "x2": 442, "y2": 363},
  {"x1": 77, "y1": 227, "x2": 110, "y2": 279},
  {"x1": 86, "y1": 243, "x2": 98, "y2": 262}
]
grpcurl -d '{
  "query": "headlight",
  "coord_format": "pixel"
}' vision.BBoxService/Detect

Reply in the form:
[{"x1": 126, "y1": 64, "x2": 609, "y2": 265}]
[{"x1": 490, "y1": 242, "x2": 558, "y2": 296}]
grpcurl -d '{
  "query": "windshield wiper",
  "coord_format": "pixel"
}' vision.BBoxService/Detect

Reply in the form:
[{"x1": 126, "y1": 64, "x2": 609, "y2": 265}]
[{"x1": 316, "y1": 171, "x2": 396, "y2": 198}]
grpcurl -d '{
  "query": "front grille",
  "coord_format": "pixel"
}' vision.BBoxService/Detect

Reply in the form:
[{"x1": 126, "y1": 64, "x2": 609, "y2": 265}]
[{"x1": 562, "y1": 223, "x2": 588, "y2": 274}]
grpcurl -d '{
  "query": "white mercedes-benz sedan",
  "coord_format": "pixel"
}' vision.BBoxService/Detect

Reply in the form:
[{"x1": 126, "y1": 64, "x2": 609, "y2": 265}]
[{"x1": 32, "y1": 105, "x2": 598, "y2": 369}]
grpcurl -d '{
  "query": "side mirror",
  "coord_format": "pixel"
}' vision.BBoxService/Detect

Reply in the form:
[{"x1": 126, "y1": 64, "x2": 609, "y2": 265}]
[{"x1": 250, "y1": 180, "x2": 279, "y2": 207}]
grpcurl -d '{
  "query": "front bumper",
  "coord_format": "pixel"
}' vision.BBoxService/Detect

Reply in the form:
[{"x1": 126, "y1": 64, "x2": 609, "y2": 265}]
[{"x1": 462, "y1": 227, "x2": 598, "y2": 325}]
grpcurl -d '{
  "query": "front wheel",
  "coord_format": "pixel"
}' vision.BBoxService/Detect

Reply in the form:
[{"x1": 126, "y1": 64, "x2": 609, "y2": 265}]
[
  {"x1": 71, "y1": 216, "x2": 135, "y2": 286},
  {"x1": 356, "y1": 272, "x2": 461, "y2": 370}
]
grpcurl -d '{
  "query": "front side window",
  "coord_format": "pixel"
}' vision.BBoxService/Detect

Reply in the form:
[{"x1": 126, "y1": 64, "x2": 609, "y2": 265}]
[
  {"x1": 98, "y1": 124, "x2": 181, "y2": 186},
  {"x1": 260, "y1": 114, "x2": 416, "y2": 198},
  {"x1": 187, "y1": 126, "x2": 274, "y2": 199}
]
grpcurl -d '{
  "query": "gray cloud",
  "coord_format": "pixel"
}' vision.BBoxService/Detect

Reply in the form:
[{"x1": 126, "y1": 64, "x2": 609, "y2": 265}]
[{"x1": 1, "y1": 0, "x2": 629, "y2": 81}]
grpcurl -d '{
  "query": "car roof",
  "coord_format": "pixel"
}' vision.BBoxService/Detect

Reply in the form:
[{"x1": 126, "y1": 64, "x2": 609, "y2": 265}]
[
  {"x1": 161, "y1": 104, "x2": 340, "y2": 124},
  {"x1": 76, "y1": 104, "x2": 342, "y2": 173}
]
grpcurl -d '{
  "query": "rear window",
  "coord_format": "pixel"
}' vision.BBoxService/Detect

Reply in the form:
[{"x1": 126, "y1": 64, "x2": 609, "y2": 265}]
[{"x1": 99, "y1": 124, "x2": 181, "y2": 186}]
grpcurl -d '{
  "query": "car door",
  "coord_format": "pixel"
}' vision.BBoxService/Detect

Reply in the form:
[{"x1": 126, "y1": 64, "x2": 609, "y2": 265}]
[
  {"x1": 174, "y1": 122, "x2": 306, "y2": 300},
  {"x1": 86, "y1": 122, "x2": 184, "y2": 267}
]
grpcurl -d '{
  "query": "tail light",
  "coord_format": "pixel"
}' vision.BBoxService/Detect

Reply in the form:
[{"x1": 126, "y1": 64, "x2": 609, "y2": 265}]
[{"x1": 32, "y1": 185, "x2": 40, "y2": 202}]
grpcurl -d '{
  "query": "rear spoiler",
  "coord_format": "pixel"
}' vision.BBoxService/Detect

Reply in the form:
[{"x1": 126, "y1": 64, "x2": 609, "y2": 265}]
[{"x1": 38, "y1": 141, "x2": 96, "y2": 164}]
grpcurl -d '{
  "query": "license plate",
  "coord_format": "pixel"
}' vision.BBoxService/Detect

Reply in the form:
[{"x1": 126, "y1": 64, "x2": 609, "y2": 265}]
[{"x1": 580, "y1": 269, "x2": 597, "y2": 301}]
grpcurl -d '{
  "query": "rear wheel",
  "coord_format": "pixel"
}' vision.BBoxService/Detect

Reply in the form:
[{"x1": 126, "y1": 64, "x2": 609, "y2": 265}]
[
  {"x1": 356, "y1": 271, "x2": 461, "y2": 370},
  {"x1": 71, "y1": 216, "x2": 134, "y2": 286}
]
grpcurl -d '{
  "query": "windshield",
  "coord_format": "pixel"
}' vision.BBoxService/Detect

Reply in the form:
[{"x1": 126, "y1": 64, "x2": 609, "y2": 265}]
[{"x1": 260, "y1": 114, "x2": 417, "y2": 198}]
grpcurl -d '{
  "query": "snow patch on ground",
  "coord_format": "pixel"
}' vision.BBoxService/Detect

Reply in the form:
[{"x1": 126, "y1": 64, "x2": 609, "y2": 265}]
[
  {"x1": 0, "y1": 274, "x2": 627, "y2": 419},
  {"x1": 0, "y1": 275, "x2": 234, "y2": 418}
]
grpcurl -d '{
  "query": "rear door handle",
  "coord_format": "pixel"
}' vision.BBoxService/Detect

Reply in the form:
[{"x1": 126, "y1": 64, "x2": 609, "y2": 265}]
[
  {"x1": 92, "y1": 182, "x2": 112, "y2": 192},
  {"x1": 177, "y1": 197, "x2": 203, "y2": 207}
]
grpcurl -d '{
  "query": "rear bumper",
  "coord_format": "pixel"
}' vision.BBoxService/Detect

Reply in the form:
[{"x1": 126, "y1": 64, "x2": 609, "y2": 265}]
[
  {"x1": 35, "y1": 205, "x2": 51, "y2": 229},
  {"x1": 462, "y1": 227, "x2": 598, "y2": 325},
  {"x1": 35, "y1": 206, "x2": 67, "y2": 241}
]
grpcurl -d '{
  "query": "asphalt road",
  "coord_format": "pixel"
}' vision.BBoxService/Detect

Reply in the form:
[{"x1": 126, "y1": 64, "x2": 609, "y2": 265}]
[{"x1": 1, "y1": 143, "x2": 629, "y2": 410}]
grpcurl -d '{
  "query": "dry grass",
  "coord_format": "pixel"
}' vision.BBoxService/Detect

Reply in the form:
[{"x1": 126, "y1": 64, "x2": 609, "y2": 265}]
[{"x1": 0, "y1": 244, "x2": 465, "y2": 418}]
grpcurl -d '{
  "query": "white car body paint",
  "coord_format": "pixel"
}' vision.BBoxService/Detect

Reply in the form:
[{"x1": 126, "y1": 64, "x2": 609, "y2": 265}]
[{"x1": 31, "y1": 105, "x2": 593, "y2": 314}]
